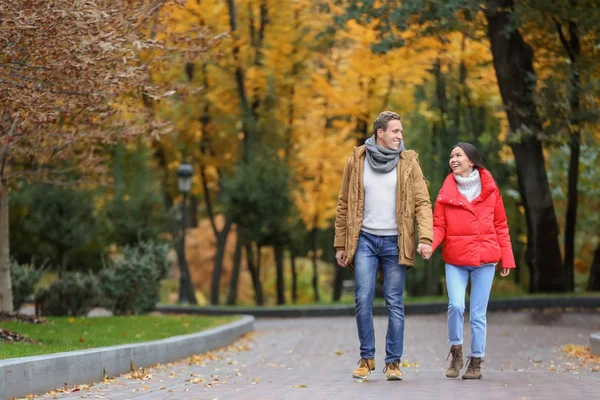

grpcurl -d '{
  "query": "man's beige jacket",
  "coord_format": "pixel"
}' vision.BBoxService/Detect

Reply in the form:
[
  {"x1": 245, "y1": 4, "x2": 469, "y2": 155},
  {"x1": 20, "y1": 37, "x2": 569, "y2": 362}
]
[{"x1": 334, "y1": 145, "x2": 433, "y2": 268}]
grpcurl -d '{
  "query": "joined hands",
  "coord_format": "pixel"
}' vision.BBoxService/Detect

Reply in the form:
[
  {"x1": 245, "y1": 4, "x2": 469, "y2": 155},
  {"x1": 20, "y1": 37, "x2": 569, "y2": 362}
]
[{"x1": 417, "y1": 243, "x2": 432, "y2": 260}]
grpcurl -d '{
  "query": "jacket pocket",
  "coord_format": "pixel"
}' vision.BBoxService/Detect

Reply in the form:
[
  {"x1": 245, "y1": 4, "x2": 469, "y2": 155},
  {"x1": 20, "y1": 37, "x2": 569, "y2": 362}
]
[
  {"x1": 403, "y1": 239, "x2": 415, "y2": 261},
  {"x1": 401, "y1": 224, "x2": 415, "y2": 261}
]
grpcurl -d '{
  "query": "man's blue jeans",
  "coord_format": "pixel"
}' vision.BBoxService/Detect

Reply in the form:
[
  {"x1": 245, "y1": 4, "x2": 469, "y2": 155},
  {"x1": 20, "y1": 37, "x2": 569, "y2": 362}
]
[
  {"x1": 445, "y1": 263, "x2": 496, "y2": 357},
  {"x1": 354, "y1": 231, "x2": 407, "y2": 364}
]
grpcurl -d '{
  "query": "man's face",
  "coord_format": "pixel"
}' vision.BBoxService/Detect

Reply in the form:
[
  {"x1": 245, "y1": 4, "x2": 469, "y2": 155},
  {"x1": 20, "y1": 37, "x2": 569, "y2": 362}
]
[{"x1": 376, "y1": 119, "x2": 403, "y2": 150}]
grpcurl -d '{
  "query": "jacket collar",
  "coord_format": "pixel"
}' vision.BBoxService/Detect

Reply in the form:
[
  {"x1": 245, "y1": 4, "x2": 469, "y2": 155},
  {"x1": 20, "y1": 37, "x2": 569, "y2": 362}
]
[{"x1": 438, "y1": 167, "x2": 496, "y2": 205}]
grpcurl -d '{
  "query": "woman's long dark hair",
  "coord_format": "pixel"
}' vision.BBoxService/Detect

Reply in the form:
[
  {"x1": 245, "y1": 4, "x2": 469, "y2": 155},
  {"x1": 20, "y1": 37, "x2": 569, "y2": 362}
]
[{"x1": 449, "y1": 142, "x2": 485, "y2": 171}]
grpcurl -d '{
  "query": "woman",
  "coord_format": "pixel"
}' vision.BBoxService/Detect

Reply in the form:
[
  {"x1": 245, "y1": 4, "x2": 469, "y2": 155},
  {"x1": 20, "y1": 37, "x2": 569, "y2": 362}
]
[{"x1": 431, "y1": 142, "x2": 516, "y2": 380}]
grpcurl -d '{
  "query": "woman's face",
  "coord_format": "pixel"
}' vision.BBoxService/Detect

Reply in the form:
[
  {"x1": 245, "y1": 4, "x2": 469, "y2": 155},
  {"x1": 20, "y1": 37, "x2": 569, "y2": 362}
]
[{"x1": 449, "y1": 146, "x2": 474, "y2": 177}]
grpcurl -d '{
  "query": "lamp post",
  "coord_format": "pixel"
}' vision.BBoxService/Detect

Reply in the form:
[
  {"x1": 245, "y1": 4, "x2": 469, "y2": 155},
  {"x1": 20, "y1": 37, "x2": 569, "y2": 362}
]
[{"x1": 176, "y1": 162, "x2": 197, "y2": 304}]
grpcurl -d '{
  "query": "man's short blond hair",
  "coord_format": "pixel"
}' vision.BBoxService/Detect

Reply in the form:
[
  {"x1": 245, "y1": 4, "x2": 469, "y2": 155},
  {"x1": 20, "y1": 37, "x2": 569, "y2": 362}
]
[{"x1": 373, "y1": 111, "x2": 402, "y2": 136}]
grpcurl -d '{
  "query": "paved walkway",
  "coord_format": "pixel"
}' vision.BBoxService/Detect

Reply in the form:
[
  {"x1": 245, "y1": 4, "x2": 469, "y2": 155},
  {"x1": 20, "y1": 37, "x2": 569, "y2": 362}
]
[{"x1": 37, "y1": 311, "x2": 600, "y2": 400}]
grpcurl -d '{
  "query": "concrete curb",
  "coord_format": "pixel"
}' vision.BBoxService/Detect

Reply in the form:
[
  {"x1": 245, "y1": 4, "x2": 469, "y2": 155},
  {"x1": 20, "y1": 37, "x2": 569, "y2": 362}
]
[
  {"x1": 0, "y1": 315, "x2": 254, "y2": 400},
  {"x1": 591, "y1": 332, "x2": 600, "y2": 357},
  {"x1": 156, "y1": 296, "x2": 600, "y2": 318}
]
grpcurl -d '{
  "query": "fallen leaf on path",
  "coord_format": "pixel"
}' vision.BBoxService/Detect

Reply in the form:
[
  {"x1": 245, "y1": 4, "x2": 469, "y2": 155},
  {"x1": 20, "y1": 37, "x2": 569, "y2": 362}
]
[
  {"x1": 293, "y1": 384, "x2": 307, "y2": 388},
  {"x1": 401, "y1": 360, "x2": 418, "y2": 368},
  {"x1": 563, "y1": 344, "x2": 600, "y2": 367}
]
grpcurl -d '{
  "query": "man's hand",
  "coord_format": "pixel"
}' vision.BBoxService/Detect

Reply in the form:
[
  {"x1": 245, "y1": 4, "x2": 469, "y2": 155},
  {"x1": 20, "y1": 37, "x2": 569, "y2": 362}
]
[
  {"x1": 500, "y1": 268, "x2": 510, "y2": 277},
  {"x1": 417, "y1": 243, "x2": 432, "y2": 260},
  {"x1": 335, "y1": 250, "x2": 347, "y2": 267}
]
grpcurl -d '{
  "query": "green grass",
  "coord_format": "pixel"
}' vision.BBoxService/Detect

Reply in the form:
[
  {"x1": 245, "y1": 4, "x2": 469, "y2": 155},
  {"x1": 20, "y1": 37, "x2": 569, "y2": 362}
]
[{"x1": 0, "y1": 315, "x2": 237, "y2": 360}]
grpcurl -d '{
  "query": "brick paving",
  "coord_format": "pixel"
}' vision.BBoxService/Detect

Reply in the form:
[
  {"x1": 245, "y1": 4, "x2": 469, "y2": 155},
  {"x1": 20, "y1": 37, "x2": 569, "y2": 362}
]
[{"x1": 36, "y1": 311, "x2": 600, "y2": 400}]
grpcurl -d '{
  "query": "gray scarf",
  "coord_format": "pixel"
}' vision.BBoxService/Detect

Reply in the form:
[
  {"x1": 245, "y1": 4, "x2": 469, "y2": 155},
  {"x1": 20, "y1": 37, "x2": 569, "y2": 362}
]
[{"x1": 365, "y1": 135, "x2": 404, "y2": 173}]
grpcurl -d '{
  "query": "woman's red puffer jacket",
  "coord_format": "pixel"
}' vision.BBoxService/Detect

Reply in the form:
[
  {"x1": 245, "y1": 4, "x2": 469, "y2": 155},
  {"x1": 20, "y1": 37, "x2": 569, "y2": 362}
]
[{"x1": 432, "y1": 168, "x2": 516, "y2": 268}]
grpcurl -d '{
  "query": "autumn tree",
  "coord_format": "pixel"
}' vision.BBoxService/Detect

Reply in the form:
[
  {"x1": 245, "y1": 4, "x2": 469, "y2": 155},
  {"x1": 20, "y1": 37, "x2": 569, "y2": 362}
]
[
  {"x1": 340, "y1": 0, "x2": 567, "y2": 293},
  {"x1": 0, "y1": 0, "x2": 211, "y2": 312},
  {"x1": 518, "y1": 0, "x2": 600, "y2": 291}
]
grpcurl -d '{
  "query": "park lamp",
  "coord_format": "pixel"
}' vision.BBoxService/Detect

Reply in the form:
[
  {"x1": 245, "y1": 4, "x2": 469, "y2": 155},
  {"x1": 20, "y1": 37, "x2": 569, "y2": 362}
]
[{"x1": 177, "y1": 162, "x2": 193, "y2": 194}]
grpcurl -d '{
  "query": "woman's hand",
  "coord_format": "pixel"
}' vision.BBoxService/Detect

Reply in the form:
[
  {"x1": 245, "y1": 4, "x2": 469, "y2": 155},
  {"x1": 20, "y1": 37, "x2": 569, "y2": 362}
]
[{"x1": 500, "y1": 268, "x2": 510, "y2": 277}]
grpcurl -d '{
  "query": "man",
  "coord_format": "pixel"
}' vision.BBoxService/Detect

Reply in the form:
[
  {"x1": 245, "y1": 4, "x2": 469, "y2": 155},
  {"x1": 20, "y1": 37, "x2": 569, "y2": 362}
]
[{"x1": 334, "y1": 111, "x2": 433, "y2": 381}]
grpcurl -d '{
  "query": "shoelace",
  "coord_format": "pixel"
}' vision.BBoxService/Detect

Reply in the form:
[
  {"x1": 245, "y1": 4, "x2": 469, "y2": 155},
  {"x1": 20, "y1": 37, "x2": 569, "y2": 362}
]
[
  {"x1": 465, "y1": 356, "x2": 473, "y2": 371},
  {"x1": 464, "y1": 356, "x2": 482, "y2": 372},
  {"x1": 383, "y1": 360, "x2": 400, "y2": 373},
  {"x1": 446, "y1": 348, "x2": 460, "y2": 367}
]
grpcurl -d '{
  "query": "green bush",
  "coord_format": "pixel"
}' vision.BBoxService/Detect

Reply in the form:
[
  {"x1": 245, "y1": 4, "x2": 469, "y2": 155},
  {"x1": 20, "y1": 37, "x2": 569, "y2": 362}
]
[
  {"x1": 11, "y1": 260, "x2": 44, "y2": 311},
  {"x1": 35, "y1": 272, "x2": 103, "y2": 316},
  {"x1": 98, "y1": 240, "x2": 170, "y2": 315}
]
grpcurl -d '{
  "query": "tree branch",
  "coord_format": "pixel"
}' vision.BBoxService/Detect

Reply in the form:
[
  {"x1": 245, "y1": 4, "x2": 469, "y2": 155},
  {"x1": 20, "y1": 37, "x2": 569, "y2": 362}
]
[{"x1": 554, "y1": 18, "x2": 573, "y2": 59}]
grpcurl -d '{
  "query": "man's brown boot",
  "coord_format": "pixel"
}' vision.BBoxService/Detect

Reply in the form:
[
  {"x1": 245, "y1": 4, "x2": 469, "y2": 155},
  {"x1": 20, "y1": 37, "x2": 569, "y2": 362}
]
[
  {"x1": 462, "y1": 357, "x2": 483, "y2": 379},
  {"x1": 352, "y1": 358, "x2": 375, "y2": 379},
  {"x1": 445, "y1": 344, "x2": 464, "y2": 378},
  {"x1": 384, "y1": 360, "x2": 402, "y2": 381}
]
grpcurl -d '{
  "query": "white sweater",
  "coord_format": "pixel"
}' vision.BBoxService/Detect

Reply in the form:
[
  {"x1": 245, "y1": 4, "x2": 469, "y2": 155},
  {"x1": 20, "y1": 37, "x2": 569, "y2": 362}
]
[
  {"x1": 361, "y1": 158, "x2": 398, "y2": 236},
  {"x1": 454, "y1": 169, "x2": 482, "y2": 203}
]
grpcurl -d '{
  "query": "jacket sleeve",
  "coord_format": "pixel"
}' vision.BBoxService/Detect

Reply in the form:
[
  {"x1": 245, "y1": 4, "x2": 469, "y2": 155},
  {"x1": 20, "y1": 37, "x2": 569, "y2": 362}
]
[
  {"x1": 493, "y1": 189, "x2": 516, "y2": 268},
  {"x1": 412, "y1": 157, "x2": 433, "y2": 246},
  {"x1": 334, "y1": 156, "x2": 353, "y2": 250},
  {"x1": 432, "y1": 196, "x2": 446, "y2": 252}
]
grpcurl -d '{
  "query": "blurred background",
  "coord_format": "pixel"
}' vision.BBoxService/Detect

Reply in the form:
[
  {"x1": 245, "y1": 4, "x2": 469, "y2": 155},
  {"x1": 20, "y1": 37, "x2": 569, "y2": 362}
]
[{"x1": 2, "y1": 0, "x2": 599, "y2": 314}]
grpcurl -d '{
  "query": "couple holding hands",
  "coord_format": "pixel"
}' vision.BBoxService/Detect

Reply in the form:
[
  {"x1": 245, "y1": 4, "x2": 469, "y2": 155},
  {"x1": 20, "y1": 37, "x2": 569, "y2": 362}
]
[{"x1": 334, "y1": 111, "x2": 515, "y2": 381}]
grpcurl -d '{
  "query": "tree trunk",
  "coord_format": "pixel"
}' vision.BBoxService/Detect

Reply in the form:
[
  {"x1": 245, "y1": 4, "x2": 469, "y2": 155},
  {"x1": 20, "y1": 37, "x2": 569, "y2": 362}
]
[
  {"x1": 246, "y1": 242, "x2": 263, "y2": 305},
  {"x1": 332, "y1": 265, "x2": 348, "y2": 302},
  {"x1": 485, "y1": 0, "x2": 564, "y2": 292},
  {"x1": 564, "y1": 127, "x2": 580, "y2": 292},
  {"x1": 58, "y1": 252, "x2": 68, "y2": 278},
  {"x1": 0, "y1": 187, "x2": 13, "y2": 312},
  {"x1": 210, "y1": 219, "x2": 232, "y2": 305},
  {"x1": 513, "y1": 212, "x2": 525, "y2": 286},
  {"x1": 226, "y1": 231, "x2": 243, "y2": 305},
  {"x1": 225, "y1": 0, "x2": 257, "y2": 156},
  {"x1": 290, "y1": 247, "x2": 298, "y2": 303},
  {"x1": 556, "y1": 12, "x2": 581, "y2": 292},
  {"x1": 587, "y1": 242, "x2": 600, "y2": 291},
  {"x1": 273, "y1": 244, "x2": 286, "y2": 305},
  {"x1": 310, "y1": 228, "x2": 320, "y2": 302}
]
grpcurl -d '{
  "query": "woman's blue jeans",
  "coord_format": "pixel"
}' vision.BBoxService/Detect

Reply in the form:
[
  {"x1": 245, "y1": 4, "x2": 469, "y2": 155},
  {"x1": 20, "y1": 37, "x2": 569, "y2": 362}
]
[
  {"x1": 445, "y1": 263, "x2": 496, "y2": 357},
  {"x1": 354, "y1": 231, "x2": 407, "y2": 364}
]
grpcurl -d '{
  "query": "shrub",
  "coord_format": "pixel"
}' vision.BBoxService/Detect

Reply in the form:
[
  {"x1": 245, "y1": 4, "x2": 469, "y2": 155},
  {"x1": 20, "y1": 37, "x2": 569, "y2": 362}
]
[
  {"x1": 35, "y1": 272, "x2": 103, "y2": 316},
  {"x1": 98, "y1": 240, "x2": 170, "y2": 315},
  {"x1": 11, "y1": 260, "x2": 44, "y2": 311}
]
